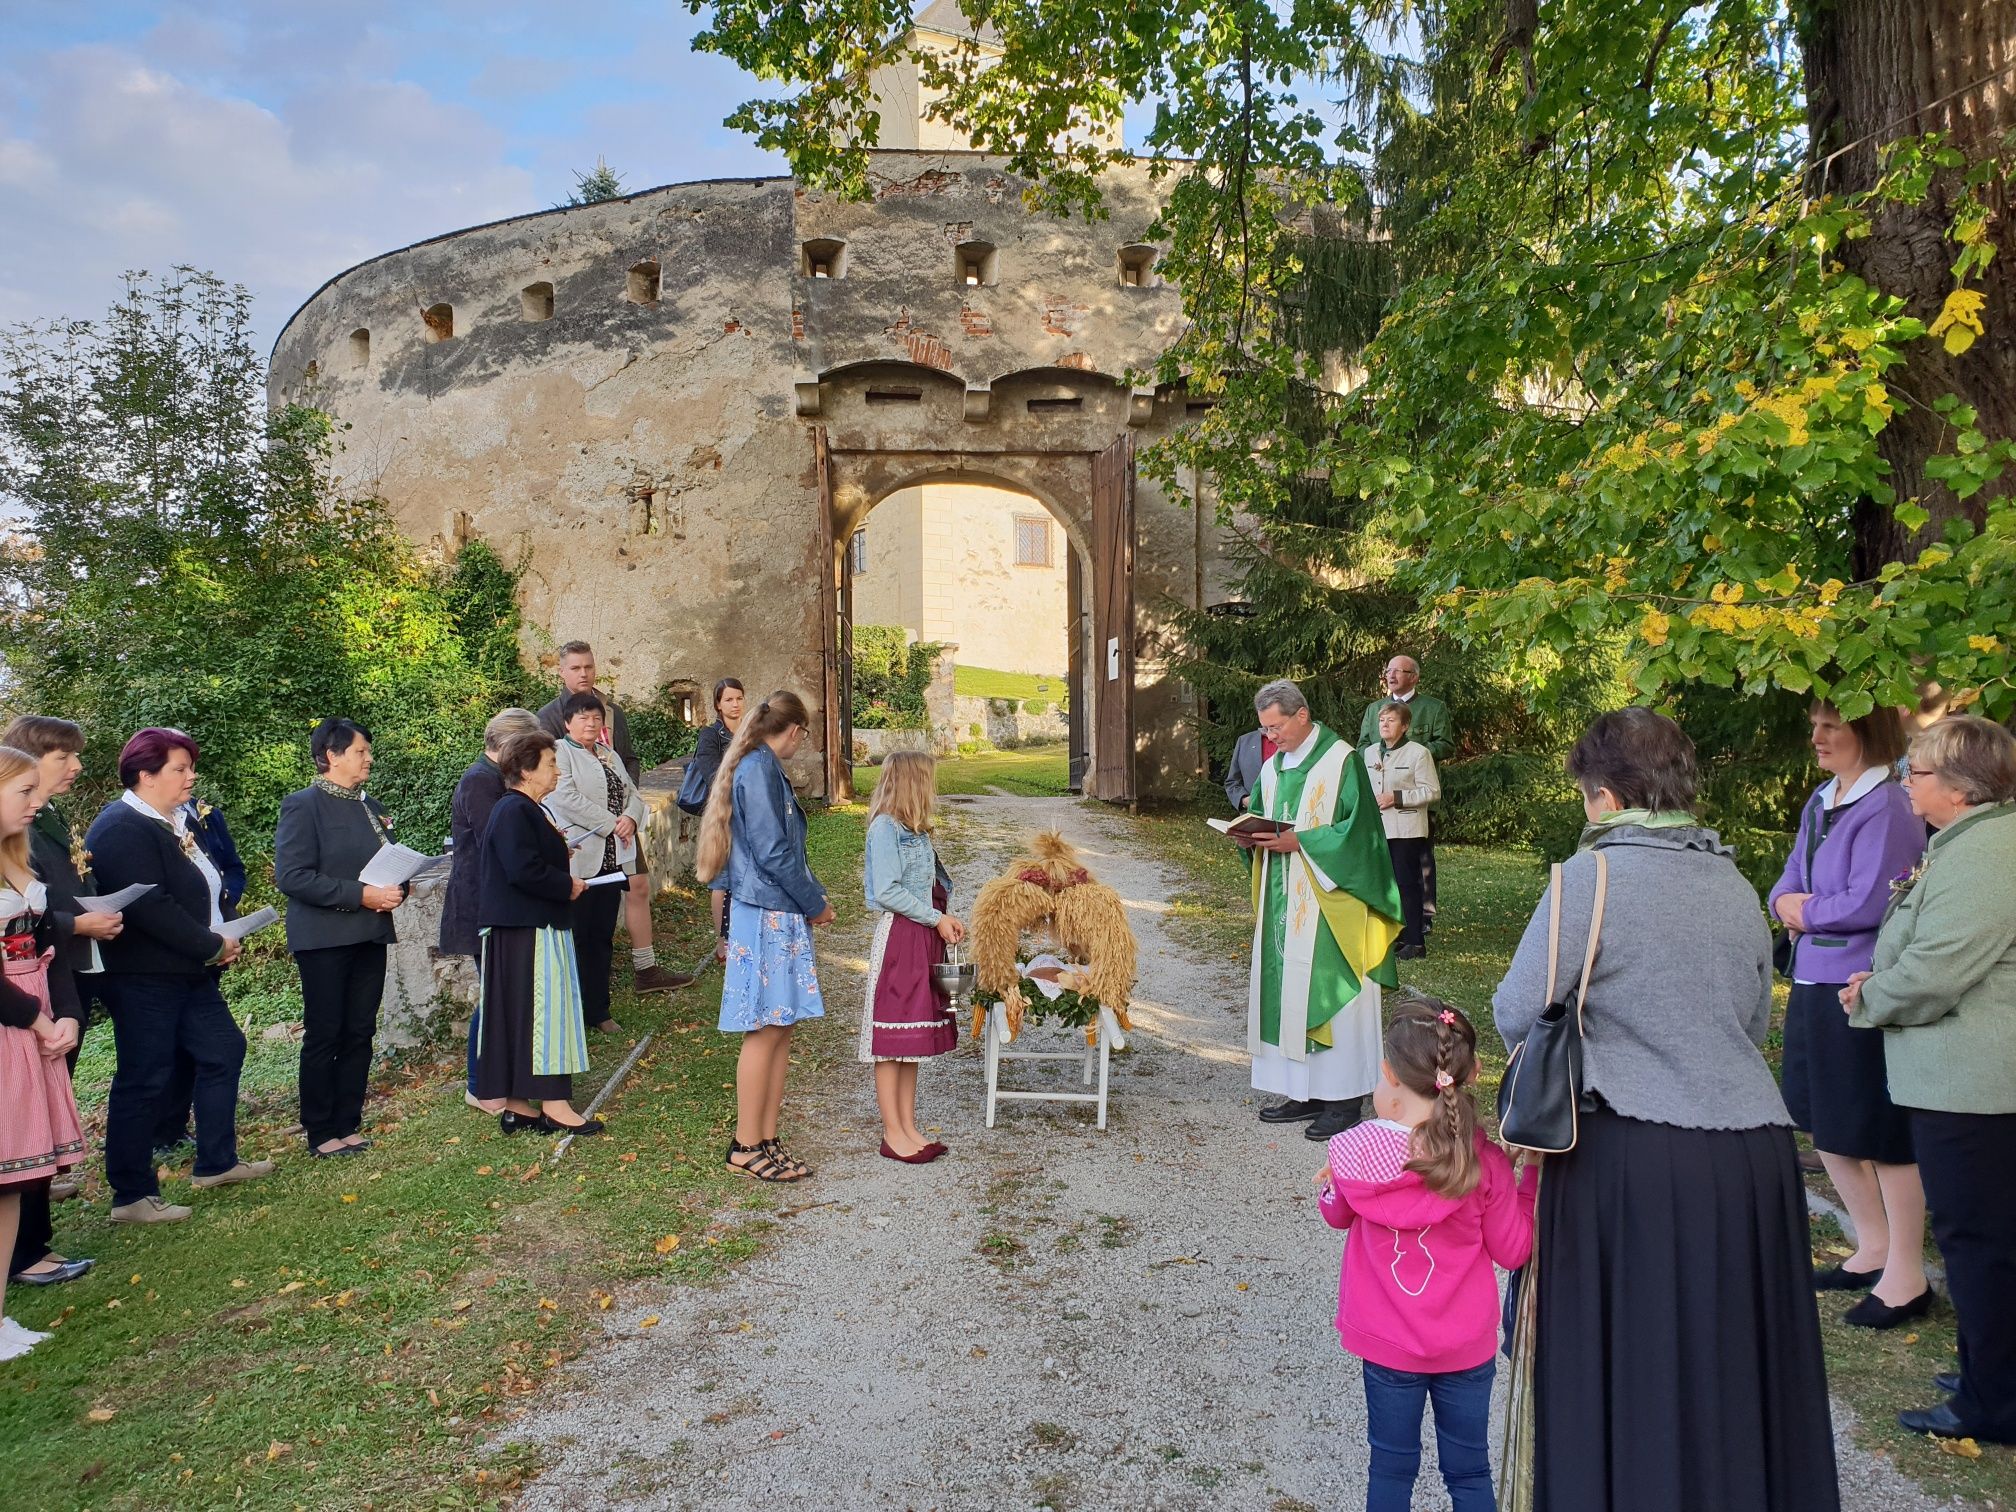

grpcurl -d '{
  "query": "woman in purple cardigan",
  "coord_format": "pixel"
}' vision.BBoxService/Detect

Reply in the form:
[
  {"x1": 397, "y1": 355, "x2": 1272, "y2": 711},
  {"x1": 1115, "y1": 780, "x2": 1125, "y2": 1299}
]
[{"x1": 1769, "y1": 701, "x2": 1931, "y2": 1328}]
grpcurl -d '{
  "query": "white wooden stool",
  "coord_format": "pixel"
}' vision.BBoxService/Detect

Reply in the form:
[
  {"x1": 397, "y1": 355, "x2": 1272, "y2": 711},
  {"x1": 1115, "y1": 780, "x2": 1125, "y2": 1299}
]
[{"x1": 982, "y1": 1003, "x2": 1127, "y2": 1131}]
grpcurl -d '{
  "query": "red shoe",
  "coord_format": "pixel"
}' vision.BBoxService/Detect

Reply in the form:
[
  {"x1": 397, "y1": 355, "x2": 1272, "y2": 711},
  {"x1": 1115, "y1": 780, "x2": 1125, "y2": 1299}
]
[
  {"x1": 922, "y1": 1142, "x2": 948, "y2": 1160},
  {"x1": 879, "y1": 1140, "x2": 934, "y2": 1164}
]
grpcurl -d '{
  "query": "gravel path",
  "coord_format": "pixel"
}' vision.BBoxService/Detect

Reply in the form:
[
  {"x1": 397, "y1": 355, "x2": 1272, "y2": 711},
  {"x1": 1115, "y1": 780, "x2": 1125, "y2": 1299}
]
[{"x1": 507, "y1": 796, "x2": 1957, "y2": 1511}]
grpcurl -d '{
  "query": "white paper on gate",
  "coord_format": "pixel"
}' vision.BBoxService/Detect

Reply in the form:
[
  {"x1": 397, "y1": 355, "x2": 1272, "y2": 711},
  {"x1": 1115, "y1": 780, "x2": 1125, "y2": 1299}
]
[
  {"x1": 358, "y1": 843, "x2": 438, "y2": 889},
  {"x1": 72, "y1": 882, "x2": 154, "y2": 913},
  {"x1": 216, "y1": 905, "x2": 279, "y2": 940}
]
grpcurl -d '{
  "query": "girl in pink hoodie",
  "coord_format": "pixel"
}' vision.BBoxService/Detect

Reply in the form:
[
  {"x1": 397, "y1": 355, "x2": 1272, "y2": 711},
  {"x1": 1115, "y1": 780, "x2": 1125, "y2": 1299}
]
[{"x1": 1318, "y1": 997, "x2": 1537, "y2": 1512}]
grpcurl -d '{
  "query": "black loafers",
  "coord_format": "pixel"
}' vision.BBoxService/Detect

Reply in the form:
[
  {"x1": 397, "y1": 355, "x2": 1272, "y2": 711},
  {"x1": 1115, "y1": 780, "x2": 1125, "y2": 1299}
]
[
  {"x1": 9, "y1": 1257, "x2": 94, "y2": 1286},
  {"x1": 1898, "y1": 1402, "x2": 1969, "y2": 1439},
  {"x1": 1843, "y1": 1286, "x2": 1936, "y2": 1330},
  {"x1": 1812, "y1": 1263, "x2": 1880, "y2": 1292},
  {"x1": 1258, "y1": 1099, "x2": 1319, "y2": 1124},
  {"x1": 1306, "y1": 1101, "x2": 1368, "y2": 1141}
]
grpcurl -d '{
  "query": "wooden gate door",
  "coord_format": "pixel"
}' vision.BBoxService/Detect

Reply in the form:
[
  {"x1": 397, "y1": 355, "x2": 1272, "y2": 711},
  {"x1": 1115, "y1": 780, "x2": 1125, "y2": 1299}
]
[
  {"x1": 1067, "y1": 547, "x2": 1087, "y2": 794},
  {"x1": 813, "y1": 427, "x2": 851, "y2": 800},
  {"x1": 1090, "y1": 432, "x2": 1136, "y2": 804}
]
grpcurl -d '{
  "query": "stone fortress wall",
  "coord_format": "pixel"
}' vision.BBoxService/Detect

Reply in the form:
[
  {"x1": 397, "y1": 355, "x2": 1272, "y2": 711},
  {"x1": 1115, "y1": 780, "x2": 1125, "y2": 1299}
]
[{"x1": 270, "y1": 152, "x2": 1245, "y2": 800}]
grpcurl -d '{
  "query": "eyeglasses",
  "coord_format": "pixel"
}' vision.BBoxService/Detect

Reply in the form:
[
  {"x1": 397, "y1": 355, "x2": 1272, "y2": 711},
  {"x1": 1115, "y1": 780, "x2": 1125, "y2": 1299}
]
[{"x1": 1905, "y1": 766, "x2": 1937, "y2": 779}]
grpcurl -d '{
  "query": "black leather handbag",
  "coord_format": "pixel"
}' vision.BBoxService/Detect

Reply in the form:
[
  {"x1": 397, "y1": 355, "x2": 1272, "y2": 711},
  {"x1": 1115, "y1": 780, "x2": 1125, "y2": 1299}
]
[{"x1": 1497, "y1": 850, "x2": 1608, "y2": 1154}]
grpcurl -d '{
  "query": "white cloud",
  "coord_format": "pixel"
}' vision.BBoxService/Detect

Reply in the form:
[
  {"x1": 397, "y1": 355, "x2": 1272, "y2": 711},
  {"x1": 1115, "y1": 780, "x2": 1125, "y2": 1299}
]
[{"x1": 0, "y1": 39, "x2": 532, "y2": 349}]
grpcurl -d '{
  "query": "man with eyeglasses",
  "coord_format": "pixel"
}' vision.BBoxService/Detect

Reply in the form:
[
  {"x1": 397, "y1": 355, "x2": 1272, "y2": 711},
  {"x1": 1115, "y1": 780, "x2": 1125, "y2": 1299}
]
[
  {"x1": 1242, "y1": 679, "x2": 1405, "y2": 1141},
  {"x1": 1359, "y1": 655, "x2": 1452, "y2": 935}
]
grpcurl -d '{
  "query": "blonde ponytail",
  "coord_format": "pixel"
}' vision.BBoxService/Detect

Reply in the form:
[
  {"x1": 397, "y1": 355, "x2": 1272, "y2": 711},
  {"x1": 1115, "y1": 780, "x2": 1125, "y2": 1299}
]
[{"x1": 694, "y1": 691, "x2": 812, "y2": 883}]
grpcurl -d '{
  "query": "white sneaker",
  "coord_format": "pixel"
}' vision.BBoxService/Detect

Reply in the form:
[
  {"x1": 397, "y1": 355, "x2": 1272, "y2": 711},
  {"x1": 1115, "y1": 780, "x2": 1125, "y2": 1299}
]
[{"x1": 1, "y1": 1317, "x2": 50, "y2": 1346}]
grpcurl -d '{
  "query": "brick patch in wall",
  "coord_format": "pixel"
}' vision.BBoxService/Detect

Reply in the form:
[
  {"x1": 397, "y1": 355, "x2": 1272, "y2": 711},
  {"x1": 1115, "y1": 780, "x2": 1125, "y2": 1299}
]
[
  {"x1": 960, "y1": 304, "x2": 994, "y2": 337},
  {"x1": 906, "y1": 332, "x2": 954, "y2": 370}
]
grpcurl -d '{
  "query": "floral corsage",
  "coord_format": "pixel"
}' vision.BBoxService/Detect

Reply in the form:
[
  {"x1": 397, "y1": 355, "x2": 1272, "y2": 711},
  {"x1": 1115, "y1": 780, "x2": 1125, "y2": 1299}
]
[{"x1": 1888, "y1": 857, "x2": 1929, "y2": 903}]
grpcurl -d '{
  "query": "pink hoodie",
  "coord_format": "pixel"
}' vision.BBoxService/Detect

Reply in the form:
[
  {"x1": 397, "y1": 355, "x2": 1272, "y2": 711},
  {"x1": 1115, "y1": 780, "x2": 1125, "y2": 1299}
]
[{"x1": 1317, "y1": 1118, "x2": 1539, "y2": 1374}]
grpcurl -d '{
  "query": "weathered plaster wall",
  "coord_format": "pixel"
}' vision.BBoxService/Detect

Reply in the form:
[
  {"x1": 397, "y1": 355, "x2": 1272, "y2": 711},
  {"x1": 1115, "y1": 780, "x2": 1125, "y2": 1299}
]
[{"x1": 271, "y1": 152, "x2": 1234, "y2": 800}]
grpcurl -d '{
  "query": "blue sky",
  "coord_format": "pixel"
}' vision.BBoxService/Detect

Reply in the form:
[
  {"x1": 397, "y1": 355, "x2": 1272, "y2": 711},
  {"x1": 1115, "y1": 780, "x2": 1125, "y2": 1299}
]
[{"x1": 0, "y1": 1, "x2": 789, "y2": 351}]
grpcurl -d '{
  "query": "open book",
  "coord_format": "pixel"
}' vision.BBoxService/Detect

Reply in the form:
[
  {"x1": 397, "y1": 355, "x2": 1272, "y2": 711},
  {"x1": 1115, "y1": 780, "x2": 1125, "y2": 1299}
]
[{"x1": 1206, "y1": 814, "x2": 1295, "y2": 842}]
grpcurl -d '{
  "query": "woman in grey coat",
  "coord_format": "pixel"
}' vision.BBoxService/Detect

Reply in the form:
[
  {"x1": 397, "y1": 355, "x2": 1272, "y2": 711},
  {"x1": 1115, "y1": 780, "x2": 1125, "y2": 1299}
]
[
  {"x1": 1492, "y1": 708, "x2": 1836, "y2": 1512},
  {"x1": 273, "y1": 718, "x2": 405, "y2": 1157}
]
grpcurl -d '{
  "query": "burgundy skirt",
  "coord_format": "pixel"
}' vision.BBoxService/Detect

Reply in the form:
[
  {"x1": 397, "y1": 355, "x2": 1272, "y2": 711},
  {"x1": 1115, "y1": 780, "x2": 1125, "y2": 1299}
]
[
  {"x1": 858, "y1": 884, "x2": 959, "y2": 1063},
  {"x1": 0, "y1": 949, "x2": 87, "y2": 1188}
]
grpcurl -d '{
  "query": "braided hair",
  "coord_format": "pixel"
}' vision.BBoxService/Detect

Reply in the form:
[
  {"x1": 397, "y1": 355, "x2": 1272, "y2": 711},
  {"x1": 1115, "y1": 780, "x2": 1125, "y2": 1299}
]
[{"x1": 1383, "y1": 994, "x2": 1483, "y2": 1198}]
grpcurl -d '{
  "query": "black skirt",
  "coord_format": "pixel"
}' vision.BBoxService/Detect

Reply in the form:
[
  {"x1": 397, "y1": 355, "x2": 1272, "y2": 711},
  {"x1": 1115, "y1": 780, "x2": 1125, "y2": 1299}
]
[
  {"x1": 1533, "y1": 1109, "x2": 1839, "y2": 1512},
  {"x1": 1780, "y1": 980, "x2": 1915, "y2": 1164},
  {"x1": 470, "y1": 926, "x2": 573, "y2": 1103}
]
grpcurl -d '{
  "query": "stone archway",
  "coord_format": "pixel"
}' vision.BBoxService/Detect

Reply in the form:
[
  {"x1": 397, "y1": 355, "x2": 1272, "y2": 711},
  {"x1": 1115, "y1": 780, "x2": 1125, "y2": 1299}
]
[{"x1": 821, "y1": 452, "x2": 1099, "y2": 800}]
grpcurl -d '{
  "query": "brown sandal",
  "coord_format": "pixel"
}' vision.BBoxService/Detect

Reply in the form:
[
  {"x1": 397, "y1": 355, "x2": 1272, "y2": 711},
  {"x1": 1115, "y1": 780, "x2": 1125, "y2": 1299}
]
[
  {"x1": 725, "y1": 1139, "x2": 804, "y2": 1183},
  {"x1": 760, "y1": 1138, "x2": 811, "y2": 1179}
]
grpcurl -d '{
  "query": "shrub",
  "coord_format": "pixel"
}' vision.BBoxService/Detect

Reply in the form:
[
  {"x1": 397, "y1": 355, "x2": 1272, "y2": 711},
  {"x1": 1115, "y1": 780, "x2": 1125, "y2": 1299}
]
[
  {"x1": 1436, "y1": 754, "x2": 1585, "y2": 859},
  {"x1": 1023, "y1": 698, "x2": 1050, "y2": 715},
  {"x1": 625, "y1": 687, "x2": 705, "y2": 770},
  {"x1": 851, "y1": 625, "x2": 941, "y2": 729}
]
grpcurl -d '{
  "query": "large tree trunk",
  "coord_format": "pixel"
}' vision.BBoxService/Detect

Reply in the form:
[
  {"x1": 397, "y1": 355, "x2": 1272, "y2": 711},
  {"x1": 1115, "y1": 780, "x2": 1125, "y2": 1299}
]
[{"x1": 1801, "y1": 0, "x2": 2015, "y2": 576}]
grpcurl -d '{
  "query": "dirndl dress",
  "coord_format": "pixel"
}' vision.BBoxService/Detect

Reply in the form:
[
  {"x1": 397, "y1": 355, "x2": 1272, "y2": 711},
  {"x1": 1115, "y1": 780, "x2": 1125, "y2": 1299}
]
[
  {"x1": 857, "y1": 883, "x2": 959, "y2": 1063},
  {"x1": 471, "y1": 924, "x2": 590, "y2": 1102},
  {"x1": 719, "y1": 901, "x2": 824, "y2": 1032},
  {"x1": 1, "y1": 927, "x2": 87, "y2": 1189}
]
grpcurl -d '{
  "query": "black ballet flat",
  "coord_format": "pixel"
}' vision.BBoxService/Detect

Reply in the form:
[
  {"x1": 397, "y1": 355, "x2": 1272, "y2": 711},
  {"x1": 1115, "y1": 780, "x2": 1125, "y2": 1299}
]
[
  {"x1": 538, "y1": 1114, "x2": 604, "y2": 1136},
  {"x1": 499, "y1": 1111, "x2": 544, "y2": 1136},
  {"x1": 1812, "y1": 1263, "x2": 1880, "y2": 1292},
  {"x1": 1843, "y1": 1287, "x2": 1936, "y2": 1330}
]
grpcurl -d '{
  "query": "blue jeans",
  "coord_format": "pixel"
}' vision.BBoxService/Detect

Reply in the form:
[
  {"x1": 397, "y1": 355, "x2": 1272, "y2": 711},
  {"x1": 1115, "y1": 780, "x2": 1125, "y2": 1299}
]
[
  {"x1": 1362, "y1": 1357, "x2": 1497, "y2": 1512},
  {"x1": 102, "y1": 973, "x2": 247, "y2": 1205}
]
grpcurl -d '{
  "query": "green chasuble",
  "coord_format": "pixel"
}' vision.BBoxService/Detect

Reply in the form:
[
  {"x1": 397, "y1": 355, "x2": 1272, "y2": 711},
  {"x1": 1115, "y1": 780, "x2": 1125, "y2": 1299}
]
[{"x1": 1248, "y1": 723, "x2": 1402, "y2": 1054}]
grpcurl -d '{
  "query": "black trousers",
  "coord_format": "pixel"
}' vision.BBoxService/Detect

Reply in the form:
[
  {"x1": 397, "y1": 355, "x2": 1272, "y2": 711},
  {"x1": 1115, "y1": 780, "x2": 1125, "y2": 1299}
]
[
  {"x1": 572, "y1": 880, "x2": 624, "y2": 1028},
  {"x1": 103, "y1": 973, "x2": 246, "y2": 1206},
  {"x1": 1422, "y1": 818, "x2": 1438, "y2": 924},
  {"x1": 1914, "y1": 1108, "x2": 2016, "y2": 1442},
  {"x1": 295, "y1": 942, "x2": 387, "y2": 1145},
  {"x1": 1387, "y1": 836, "x2": 1429, "y2": 950}
]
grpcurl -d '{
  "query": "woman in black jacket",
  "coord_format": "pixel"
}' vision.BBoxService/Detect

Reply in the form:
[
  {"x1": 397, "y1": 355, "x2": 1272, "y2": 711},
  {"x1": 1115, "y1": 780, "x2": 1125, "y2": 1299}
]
[
  {"x1": 84, "y1": 728, "x2": 270, "y2": 1224},
  {"x1": 274, "y1": 719, "x2": 406, "y2": 1158},
  {"x1": 678, "y1": 678, "x2": 744, "y2": 956},
  {"x1": 470, "y1": 730, "x2": 602, "y2": 1136}
]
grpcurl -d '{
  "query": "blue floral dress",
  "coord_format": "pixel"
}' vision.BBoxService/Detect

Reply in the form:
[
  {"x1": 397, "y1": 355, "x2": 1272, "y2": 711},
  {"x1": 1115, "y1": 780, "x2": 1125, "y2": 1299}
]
[{"x1": 718, "y1": 901, "x2": 825, "y2": 1031}]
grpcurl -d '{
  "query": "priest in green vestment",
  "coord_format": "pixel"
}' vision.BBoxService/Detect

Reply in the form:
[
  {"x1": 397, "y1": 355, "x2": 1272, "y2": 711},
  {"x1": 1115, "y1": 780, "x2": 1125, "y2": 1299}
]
[{"x1": 1244, "y1": 680, "x2": 1403, "y2": 1141}]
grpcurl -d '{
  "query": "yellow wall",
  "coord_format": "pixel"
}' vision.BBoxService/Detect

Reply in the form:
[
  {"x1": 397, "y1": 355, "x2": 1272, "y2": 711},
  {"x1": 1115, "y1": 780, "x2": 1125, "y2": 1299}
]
[{"x1": 852, "y1": 482, "x2": 1068, "y2": 676}]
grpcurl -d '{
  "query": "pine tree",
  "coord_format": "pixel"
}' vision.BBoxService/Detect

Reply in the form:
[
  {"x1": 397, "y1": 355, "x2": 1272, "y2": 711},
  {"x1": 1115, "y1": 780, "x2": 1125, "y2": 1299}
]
[{"x1": 561, "y1": 156, "x2": 627, "y2": 207}]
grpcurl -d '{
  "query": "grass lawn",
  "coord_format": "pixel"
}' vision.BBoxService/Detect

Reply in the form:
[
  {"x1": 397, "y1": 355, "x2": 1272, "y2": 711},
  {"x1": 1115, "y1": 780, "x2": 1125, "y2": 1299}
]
[
  {"x1": 951, "y1": 666, "x2": 1067, "y2": 704},
  {"x1": 0, "y1": 806, "x2": 869, "y2": 1511},
  {"x1": 854, "y1": 743, "x2": 1072, "y2": 799},
  {"x1": 1130, "y1": 795, "x2": 2016, "y2": 1507}
]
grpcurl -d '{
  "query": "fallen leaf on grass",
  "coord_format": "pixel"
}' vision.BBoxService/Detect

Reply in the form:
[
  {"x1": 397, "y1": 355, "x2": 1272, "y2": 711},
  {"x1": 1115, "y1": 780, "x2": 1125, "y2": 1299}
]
[
  {"x1": 230, "y1": 1278, "x2": 248, "y2": 1289},
  {"x1": 450, "y1": 1299, "x2": 473, "y2": 1313},
  {"x1": 128, "y1": 1274, "x2": 141, "y2": 1285},
  {"x1": 537, "y1": 1298, "x2": 557, "y2": 1311},
  {"x1": 340, "y1": 1194, "x2": 358, "y2": 1204},
  {"x1": 638, "y1": 1315, "x2": 661, "y2": 1330},
  {"x1": 85, "y1": 1408, "x2": 116, "y2": 1423},
  {"x1": 1935, "y1": 1437, "x2": 1983, "y2": 1460},
  {"x1": 277, "y1": 1281, "x2": 305, "y2": 1295},
  {"x1": 619, "y1": 1152, "x2": 638, "y2": 1163},
  {"x1": 266, "y1": 1441, "x2": 291, "y2": 1462},
  {"x1": 475, "y1": 1166, "x2": 493, "y2": 1177},
  {"x1": 592, "y1": 1291, "x2": 613, "y2": 1311},
  {"x1": 655, "y1": 1234, "x2": 681, "y2": 1254},
  {"x1": 105, "y1": 1299, "x2": 122, "y2": 1310},
  {"x1": 1903, "y1": 1332, "x2": 1920, "y2": 1345}
]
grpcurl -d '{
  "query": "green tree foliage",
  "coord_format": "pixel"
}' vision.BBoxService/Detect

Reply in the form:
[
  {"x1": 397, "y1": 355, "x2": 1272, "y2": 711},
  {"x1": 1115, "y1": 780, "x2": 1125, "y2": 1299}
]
[
  {"x1": 561, "y1": 156, "x2": 629, "y2": 207},
  {"x1": 851, "y1": 626, "x2": 942, "y2": 729},
  {"x1": 689, "y1": 0, "x2": 2015, "y2": 725},
  {"x1": 0, "y1": 269, "x2": 539, "y2": 851}
]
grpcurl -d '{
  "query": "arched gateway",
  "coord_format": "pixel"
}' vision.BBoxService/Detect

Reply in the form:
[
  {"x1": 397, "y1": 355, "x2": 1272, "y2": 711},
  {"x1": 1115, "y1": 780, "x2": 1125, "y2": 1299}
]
[{"x1": 269, "y1": 21, "x2": 1241, "y2": 802}]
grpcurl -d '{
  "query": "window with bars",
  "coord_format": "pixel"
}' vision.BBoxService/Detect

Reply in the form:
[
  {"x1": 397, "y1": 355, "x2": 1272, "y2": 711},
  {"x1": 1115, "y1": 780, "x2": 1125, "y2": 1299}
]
[
  {"x1": 1013, "y1": 515, "x2": 1052, "y2": 568},
  {"x1": 849, "y1": 529, "x2": 868, "y2": 574}
]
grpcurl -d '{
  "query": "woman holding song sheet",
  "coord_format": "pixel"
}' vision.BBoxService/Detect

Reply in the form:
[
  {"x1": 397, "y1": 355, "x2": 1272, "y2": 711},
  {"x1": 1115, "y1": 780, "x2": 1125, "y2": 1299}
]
[
  {"x1": 273, "y1": 718, "x2": 405, "y2": 1159},
  {"x1": 545, "y1": 691, "x2": 648, "y2": 1037}
]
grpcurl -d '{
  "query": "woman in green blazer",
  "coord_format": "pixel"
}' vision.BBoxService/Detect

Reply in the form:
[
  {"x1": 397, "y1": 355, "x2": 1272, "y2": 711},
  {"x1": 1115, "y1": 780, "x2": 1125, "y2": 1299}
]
[{"x1": 1845, "y1": 714, "x2": 2016, "y2": 1446}]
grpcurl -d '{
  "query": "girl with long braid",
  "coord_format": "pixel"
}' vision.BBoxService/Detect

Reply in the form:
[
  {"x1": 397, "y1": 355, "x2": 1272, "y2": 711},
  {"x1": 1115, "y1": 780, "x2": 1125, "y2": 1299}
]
[
  {"x1": 695, "y1": 692, "x2": 833, "y2": 1182},
  {"x1": 1317, "y1": 997, "x2": 1537, "y2": 1512}
]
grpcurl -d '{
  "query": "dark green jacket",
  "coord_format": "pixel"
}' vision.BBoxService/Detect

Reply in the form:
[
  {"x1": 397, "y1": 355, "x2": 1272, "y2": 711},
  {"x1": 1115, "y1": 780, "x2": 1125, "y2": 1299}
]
[{"x1": 1358, "y1": 692, "x2": 1452, "y2": 759}]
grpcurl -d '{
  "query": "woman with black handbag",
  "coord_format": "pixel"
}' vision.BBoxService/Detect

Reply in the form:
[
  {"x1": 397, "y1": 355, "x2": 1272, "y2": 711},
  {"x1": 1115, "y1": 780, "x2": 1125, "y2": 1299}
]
[{"x1": 1491, "y1": 709, "x2": 1837, "y2": 1512}]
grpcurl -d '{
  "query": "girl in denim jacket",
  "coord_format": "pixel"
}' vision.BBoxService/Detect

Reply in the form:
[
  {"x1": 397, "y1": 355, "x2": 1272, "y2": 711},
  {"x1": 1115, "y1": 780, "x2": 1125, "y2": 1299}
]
[{"x1": 860, "y1": 753, "x2": 965, "y2": 1163}]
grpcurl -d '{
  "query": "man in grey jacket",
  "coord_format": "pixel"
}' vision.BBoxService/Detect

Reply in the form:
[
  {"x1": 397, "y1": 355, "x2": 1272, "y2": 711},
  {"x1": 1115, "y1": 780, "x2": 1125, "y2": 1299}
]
[
  {"x1": 1223, "y1": 726, "x2": 1268, "y2": 810},
  {"x1": 538, "y1": 640, "x2": 691, "y2": 993}
]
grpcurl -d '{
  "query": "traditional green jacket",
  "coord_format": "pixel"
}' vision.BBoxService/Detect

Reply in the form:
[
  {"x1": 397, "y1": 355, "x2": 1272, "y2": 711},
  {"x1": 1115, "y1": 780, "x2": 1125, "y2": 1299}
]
[
  {"x1": 1359, "y1": 692, "x2": 1452, "y2": 759},
  {"x1": 1853, "y1": 802, "x2": 2016, "y2": 1115}
]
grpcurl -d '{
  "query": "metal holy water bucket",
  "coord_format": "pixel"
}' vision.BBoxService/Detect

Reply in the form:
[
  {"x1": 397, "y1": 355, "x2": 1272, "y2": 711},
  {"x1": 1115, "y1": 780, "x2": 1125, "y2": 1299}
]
[{"x1": 930, "y1": 958, "x2": 977, "y2": 1004}]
